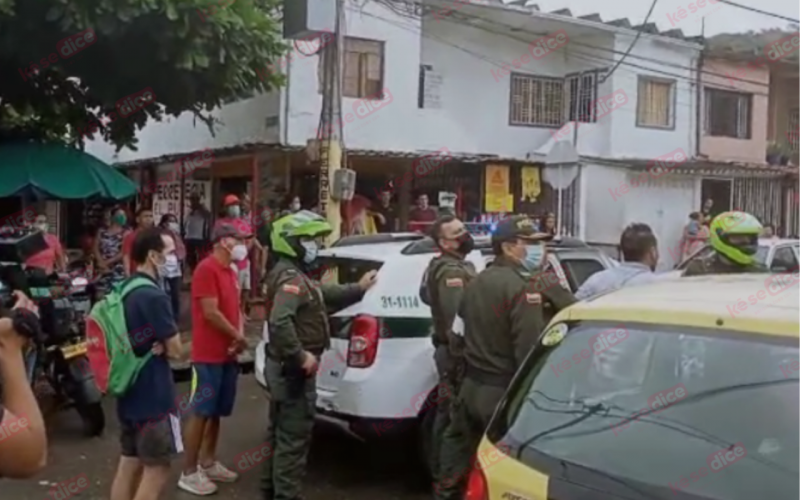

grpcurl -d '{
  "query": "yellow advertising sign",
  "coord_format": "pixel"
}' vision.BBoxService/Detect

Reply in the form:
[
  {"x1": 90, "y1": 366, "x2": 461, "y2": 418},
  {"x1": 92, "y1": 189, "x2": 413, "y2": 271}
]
[
  {"x1": 484, "y1": 165, "x2": 513, "y2": 212},
  {"x1": 521, "y1": 166, "x2": 541, "y2": 202}
]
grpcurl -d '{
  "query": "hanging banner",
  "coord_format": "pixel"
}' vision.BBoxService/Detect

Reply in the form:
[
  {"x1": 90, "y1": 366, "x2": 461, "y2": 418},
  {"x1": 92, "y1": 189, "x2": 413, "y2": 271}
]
[
  {"x1": 153, "y1": 181, "x2": 211, "y2": 226},
  {"x1": 521, "y1": 166, "x2": 541, "y2": 202},
  {"x1": 484, "y1": 164, "x2": 512, "y2": 212}
]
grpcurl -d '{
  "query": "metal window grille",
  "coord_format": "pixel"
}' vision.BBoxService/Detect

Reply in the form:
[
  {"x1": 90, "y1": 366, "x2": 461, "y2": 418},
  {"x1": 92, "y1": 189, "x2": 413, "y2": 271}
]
[
  {"x1": 510, "y1": 74, "x2": 563, "y2": 127},
  {"x1": 565, "y1": 72, "x2": 598, "y2": 123},
  {"x1": 788, "y1": 108, "x2": 799, "y2": 151}
]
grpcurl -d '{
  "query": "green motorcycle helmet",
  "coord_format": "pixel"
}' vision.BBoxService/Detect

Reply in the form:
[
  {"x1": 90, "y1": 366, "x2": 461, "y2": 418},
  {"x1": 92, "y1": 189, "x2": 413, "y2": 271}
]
[
  {"x1": 708, "y1": 211, "x2": 763, "y2": 265},
  {"x1": 270, "y1": 210, "x2": 333, "y2": 259}
]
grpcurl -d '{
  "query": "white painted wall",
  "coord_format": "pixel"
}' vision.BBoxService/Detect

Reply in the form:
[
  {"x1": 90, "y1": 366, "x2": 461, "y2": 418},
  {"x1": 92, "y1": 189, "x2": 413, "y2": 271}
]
[
  {"x1": 85, "y1": 92, "x2": 280, "y2": 165},
  {"x1": 583, "y1": 162, "x2": 700, "y2": 269},
  {"x1": 285, "y1": 2, "x2": 700, "y2": 161}
]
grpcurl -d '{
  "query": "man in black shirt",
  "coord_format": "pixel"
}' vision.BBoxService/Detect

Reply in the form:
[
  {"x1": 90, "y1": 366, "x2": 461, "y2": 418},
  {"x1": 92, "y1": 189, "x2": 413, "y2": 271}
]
[{"x1": 372, "y1": 190, "x2": 398, "y2": 233}]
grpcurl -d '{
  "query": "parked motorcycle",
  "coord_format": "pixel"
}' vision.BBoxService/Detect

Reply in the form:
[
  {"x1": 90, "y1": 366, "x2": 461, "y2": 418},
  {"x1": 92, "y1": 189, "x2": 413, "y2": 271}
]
[{"x1": 0, "y1": 229, "x2": 105, "y2": 437}]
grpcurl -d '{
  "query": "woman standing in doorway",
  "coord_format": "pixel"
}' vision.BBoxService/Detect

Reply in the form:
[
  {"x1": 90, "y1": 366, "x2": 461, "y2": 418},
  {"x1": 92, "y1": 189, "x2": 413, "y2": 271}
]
[
  {"x1": 158, "y1": 213, "x2": 186, "y2": 322},
  {"x1": 542, "y1": 212, "x2": 558, "y2": 236},
  {"x1": 93, "y1": 207, "x2": 129, "y2": 293}
]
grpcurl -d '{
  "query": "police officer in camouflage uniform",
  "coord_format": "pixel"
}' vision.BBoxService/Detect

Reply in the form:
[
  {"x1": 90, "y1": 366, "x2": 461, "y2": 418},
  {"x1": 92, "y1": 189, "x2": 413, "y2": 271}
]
[
  {"x1": 261, "y1": 210, "x2": 377, "y2": 500},
  {"x1": 419, "y1": 215, "x2": 477, "y2": 480},
  {"x1": 683, "y1": 211, "x2": 768, "y2": 277},
  {"x1": 435, "y1": 215, "x2": 576, "y2": 500}
]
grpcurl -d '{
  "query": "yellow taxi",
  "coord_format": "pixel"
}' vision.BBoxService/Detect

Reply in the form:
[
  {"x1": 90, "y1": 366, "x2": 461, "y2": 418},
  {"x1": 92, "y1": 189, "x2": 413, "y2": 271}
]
[{"x1": 468, "y1": 274, "x2": 799, "y2": 500}]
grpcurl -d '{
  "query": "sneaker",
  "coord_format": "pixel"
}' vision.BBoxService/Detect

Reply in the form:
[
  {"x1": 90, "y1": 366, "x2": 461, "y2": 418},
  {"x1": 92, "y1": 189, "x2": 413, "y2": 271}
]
[
  {"x1": 200, "y1": 461, "x2": 239, "y2": 483},
  {"x1": 178, "y1": 470, "x2": 218, "y2": 496}
]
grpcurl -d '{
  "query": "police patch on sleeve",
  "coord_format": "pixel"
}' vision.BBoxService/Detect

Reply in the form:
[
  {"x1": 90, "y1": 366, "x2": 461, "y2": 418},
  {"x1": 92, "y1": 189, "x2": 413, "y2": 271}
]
[
  {"x1": 446, "y1": 278, "x2": 463, "y2": 287},
  {"x1": 282, "y1": 284, "x2": 301, "y2": 295}
]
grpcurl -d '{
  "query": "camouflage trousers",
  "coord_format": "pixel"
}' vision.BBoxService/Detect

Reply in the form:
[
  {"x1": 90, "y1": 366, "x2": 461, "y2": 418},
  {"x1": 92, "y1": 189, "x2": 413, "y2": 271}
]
[
  {"x1": 261, "y1": 357, "x2": 316, "y2": 500},
  {"x1": 434, "y1": 377, "x2": 506, "y2": 500}
]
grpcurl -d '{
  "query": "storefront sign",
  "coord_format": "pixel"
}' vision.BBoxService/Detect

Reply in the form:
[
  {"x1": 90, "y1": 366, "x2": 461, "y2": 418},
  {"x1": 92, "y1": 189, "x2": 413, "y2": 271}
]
[
  {"x1": 484, "y1": 164, "x2": 513, "y2": 212},
  {"x1": 521, "y1": 166, "x2": 541, "y2": 202},
  {"x1": 153, "y1": 181, "x2": 211, "y2": 226}
]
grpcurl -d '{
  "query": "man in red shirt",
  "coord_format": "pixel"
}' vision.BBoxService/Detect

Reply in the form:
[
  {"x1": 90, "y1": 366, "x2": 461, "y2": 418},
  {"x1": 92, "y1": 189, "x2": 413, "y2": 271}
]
[
  {"x1": 409, "y1": 193, "x2": 438, "y2": 233},
  {"x1": 179, "y1": 223, "x2": 250, "y2": 496},
  {"x1": 123, "y1": 208, "x2": 154, "y2": 276},
  {"x1": 215, "y1": 194, "x2": 264, "y2": 318}
]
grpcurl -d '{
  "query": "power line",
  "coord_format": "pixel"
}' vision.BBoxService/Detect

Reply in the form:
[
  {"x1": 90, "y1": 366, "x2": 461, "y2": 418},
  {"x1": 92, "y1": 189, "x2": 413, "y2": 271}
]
[
  {"x1": 715, "y1": 0, "x2": 799, "y2": 23},
  {"x1": 603, "y1": 0, "x2": 660, "y2": 82},
  {"x1": 381, "y1": 0, "x2": 776, "y2": 90},
  {"x1": 357, "y1": 5, "x2": 772, "y2": 101}
]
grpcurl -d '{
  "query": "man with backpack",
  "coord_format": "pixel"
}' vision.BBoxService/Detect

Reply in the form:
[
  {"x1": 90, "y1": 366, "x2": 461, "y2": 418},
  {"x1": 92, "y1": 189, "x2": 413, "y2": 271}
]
[{"x1": 103, "y1": 227, "x2": 184, "y2": 500}]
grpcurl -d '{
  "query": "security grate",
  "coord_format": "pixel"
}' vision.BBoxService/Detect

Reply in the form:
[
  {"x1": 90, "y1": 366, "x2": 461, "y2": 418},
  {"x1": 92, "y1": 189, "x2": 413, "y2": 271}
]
[
  {"x1": 510, "y1": 74, "x2": 563, "y2": 127},
  {"x1": 788, "y1": 108, "x2": 799, "y2": 151}
]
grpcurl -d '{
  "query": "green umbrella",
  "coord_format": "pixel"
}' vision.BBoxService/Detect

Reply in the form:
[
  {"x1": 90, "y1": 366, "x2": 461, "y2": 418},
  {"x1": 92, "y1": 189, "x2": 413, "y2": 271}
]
[{"x1": 0, "y1": 142, "x2": 139, "y2": 200}]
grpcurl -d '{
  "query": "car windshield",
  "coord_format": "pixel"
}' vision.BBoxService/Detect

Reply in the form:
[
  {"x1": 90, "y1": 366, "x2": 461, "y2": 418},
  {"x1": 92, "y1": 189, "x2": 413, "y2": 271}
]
[{"x1": 491, "y1": 321, "x2": 799, "y2": 500}]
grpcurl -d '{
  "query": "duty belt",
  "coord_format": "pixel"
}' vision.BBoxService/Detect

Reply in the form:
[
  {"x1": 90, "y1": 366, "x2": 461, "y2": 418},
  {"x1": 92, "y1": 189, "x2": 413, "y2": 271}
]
[
  {"x1": 266, "y1": 346, "x2": 325, "y2": 362},
  {"x1": 465, "y1": 363, "x2": 513, "y2": 387}
]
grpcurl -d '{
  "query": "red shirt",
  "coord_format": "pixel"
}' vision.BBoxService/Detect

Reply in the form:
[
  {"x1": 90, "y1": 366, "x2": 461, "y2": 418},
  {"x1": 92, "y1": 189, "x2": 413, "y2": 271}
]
[
  {"x1": 25, "y1": 234, "x2": 63, "y2": 275},
  {"x1": 122, "y1": 230, "x2": 137, "y2": 274},
  {"x1": 191, "y1": 255, "x2": 241, "y2": 363}
]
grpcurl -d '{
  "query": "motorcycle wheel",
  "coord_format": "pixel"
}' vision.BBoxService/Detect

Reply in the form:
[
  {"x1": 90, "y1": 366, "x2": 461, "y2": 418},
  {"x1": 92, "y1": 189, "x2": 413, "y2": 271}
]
[{"x1": 76, "y1": 402, "x2": 105, "y2": 437}]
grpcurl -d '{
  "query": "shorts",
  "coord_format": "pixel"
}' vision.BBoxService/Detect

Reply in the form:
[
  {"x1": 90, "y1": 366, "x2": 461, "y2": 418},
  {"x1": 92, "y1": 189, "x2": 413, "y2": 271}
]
[
  {"x1": 190, "y1": 362, "x2": 240, "y2": 418},
  {"x1": 120, "y1": 415, "x2": 183, "y2": 466},
  {"x1": 234, "y1": 262, "x2": 251, "y2": 291}
]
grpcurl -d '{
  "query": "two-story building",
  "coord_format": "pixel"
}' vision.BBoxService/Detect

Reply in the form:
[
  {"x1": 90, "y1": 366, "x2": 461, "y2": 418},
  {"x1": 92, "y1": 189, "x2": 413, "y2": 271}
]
[
  {"x1": 85, "y1": 0, "x2": 792, "y2": 267},
  {"x1": 700, "y1": 31, "x2": 799, "y2": 237}
]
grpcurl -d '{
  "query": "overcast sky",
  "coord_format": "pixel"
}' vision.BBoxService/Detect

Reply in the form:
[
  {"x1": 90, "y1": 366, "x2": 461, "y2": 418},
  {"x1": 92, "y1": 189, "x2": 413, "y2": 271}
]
[{"x1": 507, "y1": 0, "x2": 798, "y2": 36}]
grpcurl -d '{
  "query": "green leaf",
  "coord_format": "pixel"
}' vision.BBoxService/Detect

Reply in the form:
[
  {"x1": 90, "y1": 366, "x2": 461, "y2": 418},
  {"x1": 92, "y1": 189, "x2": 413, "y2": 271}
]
[
  {"x1": 193, "y1": 53, "x2": 210, "y2": 68},
  {"x1": 166, "y1": 4, "x2": 178, "y2": 21}
]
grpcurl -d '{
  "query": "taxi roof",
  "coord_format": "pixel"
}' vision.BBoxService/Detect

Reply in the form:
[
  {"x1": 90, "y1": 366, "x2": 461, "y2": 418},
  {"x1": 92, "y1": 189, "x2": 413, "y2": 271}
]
[{"x1": 563, "y1": 274, "x2": 799, "y2": 338}]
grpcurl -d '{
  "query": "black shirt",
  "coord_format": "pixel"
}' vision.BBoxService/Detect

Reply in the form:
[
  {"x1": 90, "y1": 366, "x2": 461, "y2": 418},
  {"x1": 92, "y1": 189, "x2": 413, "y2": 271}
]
[
  {"x1": 117, "y1": 273, "x2": 179, "y2": 423},
  {"x1": 373, "y1": 204, "x2": 397, "y2": 233}
]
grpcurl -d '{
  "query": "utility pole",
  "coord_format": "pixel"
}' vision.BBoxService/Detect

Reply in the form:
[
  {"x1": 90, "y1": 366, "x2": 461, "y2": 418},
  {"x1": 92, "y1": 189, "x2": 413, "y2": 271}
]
[{"x1": 316, "y1": 0, "x2": 346, "y2": 246}]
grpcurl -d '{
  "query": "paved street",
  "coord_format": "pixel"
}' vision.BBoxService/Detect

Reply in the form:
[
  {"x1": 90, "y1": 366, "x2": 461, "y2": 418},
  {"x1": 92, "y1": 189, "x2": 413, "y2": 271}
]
[{"x1": 3, "y1": 377, "x2": 431, "y2": 500}]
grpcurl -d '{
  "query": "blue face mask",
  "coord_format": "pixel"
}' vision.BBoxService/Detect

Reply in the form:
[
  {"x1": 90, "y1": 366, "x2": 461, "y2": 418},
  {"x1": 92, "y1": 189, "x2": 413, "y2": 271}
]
[{"x1": 521, "y1": 243, "x2": 545, "y2": 271}]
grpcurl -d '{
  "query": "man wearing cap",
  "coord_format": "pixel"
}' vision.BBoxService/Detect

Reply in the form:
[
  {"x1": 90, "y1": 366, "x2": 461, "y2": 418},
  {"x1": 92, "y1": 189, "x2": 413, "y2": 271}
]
[
  {"x1": 216, "y1": 194, "x2": 264, "y2": 318},
  {"x1": 419, "y1": 215, "x2": 477, "y2": 481},
  {"x1": 435, "y1": 215, "x2": 576, "y2": 500},
  {"x1": 179, "y1": 223, "x2": 252, "y2": 495}
]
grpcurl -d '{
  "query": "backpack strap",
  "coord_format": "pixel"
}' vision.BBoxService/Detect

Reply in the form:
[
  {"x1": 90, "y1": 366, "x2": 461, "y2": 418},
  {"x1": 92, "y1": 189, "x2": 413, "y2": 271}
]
[{"x1": 119, "y1": 276, "x2": 158, "y2": 299}]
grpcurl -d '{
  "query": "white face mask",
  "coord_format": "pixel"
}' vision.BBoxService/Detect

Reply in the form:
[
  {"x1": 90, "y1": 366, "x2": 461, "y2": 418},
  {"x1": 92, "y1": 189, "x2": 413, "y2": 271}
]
[
  {"x1": 230, "y1": 244, "x2": 248, "y2": 262},
  {"x1": 35, "y1": 222, "x2": 48, "y2": 232},
  {"x1": 300, "y1": 240, "x2": 318, "y2": 264},
  {"x1": 168, "y1": 222, "x2": 180, "y2": 233}
]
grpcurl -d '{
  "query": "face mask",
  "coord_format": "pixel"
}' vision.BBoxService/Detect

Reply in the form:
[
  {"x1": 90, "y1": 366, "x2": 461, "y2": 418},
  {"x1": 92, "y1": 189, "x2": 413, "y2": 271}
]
[
  {"x1": 521, "y1": 243, "x2": 545, "y2": 271},
  {"x1": 290, "y1": 203, "x2": 301, "y2": 212},
  {"x1": 230, "y1": 244, "x2": 248, "y2": 262},
  {"x1": 152, "y1": 252, "x2": 168, "y2": 277},
  {"x1": 300, "y1": 240, "x2": 318, "y2": 264},
  {"x1": 455, "y1": 233, "x2": 475, "y2": 255},
  {"x1": 228, "y1": 206, "x2": 241, "y2": 218},
  {"x1": 113, "y1": 213, "x2": 127, "y2": 226},
  {"x1": 35, "y1": 223, "x2": 48, "y2": 232},
  {"x1": 168, "y1": 222, "x2": 180, "y2": 233}
]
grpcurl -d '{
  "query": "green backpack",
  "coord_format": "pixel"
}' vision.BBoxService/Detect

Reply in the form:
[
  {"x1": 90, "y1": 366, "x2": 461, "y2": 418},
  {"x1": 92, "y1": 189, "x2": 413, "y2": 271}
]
[{"x1": 85, "y1": 276, "x2": 158, "y2": 397}]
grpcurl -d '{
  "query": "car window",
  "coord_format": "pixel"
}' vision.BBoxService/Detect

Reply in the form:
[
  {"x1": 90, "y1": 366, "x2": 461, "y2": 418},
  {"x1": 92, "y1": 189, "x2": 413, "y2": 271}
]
[
  {"x1": 675, "y1": 244, "x2": 713, "y2": 270},
  {"x1": 491, "y1": 321, "x2": 799, "y2": 500},
  {"x1": 316, "y1": 257, "x2": 383, "y2": 286},
  {"x1": 559, "y1": 258, "x2": 605, "y2": 290},
  {"x1": 771, "y1": 246, "x2": 798, "y2": 272}
]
